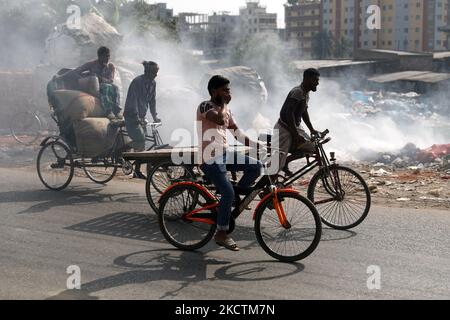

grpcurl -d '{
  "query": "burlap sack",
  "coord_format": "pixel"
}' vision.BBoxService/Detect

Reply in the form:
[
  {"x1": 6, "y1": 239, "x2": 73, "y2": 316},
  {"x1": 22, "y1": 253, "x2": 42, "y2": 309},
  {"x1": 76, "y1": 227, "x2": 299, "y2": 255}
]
[
  {"x1": 73, "y1": 118, "x2": 119, "y2": 158},
  {"x1": 78, "y1": 76, "x2": 100, "y2": 97},
  {"x1": 53, "y1": 90, "x2": 105, "y2": 121}
]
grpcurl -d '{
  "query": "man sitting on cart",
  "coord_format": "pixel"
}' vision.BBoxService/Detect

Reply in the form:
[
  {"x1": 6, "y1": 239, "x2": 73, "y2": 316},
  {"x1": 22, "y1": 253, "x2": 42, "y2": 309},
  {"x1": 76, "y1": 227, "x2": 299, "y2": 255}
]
[
  {"x1": 55, "y1": 46, "x2": 121, "y2": 120},
  {"x1": 123, "y1": 61, "x2": 160, "y2": 179},
  {"x1": 197, "y1": 75, "x2": 263, "y2": 251}
]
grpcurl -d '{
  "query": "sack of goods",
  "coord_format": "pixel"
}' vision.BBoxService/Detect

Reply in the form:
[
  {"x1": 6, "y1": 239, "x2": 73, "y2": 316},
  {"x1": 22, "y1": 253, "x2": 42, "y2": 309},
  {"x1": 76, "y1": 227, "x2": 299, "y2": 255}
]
[
  {"x1": 73, "y1": 118, "x2": 119, "y2": 158},
  {"x1": 52, "y1": 89, "x2": 106, "y2": 122}
]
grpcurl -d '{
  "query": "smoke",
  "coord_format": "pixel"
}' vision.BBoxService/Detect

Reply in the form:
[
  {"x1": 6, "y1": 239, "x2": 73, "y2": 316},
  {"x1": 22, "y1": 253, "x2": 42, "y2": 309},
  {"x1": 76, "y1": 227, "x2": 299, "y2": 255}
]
[{"x1": 0, "y1": 1, "x2": 448, "y2": 158}]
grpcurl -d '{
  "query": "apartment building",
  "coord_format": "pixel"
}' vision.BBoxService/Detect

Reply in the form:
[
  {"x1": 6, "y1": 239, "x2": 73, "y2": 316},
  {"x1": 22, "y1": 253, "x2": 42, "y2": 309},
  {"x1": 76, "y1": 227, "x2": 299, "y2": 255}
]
[
  {"x1": 321, "y1": 0, "x2": 450, "y2": 53},
  {"x1": 239, "y1": 1, "x2": 278, "y2": 36},
  {"x1": 285, "y1": 0, "x2": 321, "y2": 55},
  {"x1": 206, "y1": 12, "x2": 240, "y2": 56}
]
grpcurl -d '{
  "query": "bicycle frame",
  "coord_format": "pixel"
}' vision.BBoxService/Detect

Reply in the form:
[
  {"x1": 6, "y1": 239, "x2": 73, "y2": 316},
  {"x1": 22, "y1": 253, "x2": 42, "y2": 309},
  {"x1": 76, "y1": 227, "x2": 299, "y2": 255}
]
[
  {"x1": 280, "y1": 135, "x2": 343, "y2": 202},
  {"x1": 163, "y1": 180, "x2": 298, "y2": 229}
]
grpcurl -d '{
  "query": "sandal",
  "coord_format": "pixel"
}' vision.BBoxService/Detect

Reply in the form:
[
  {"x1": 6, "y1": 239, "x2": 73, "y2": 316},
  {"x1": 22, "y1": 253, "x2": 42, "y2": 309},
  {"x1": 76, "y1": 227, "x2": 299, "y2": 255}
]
[{"x1": 215, "y1": 237, "x2": 240, "y2": 251}]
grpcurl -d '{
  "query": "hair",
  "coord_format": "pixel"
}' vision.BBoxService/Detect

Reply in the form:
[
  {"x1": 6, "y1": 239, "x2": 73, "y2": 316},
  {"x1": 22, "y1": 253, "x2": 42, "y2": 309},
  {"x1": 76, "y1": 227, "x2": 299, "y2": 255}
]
[
  {"x1": 97, "y1": 46, "x2": 110, "y2": 57},
  {"x1": 303, "y1": 68, "x2": 320, "y2": 80},
  {"x1": 207, "y1": 75, "x2": 230, "y2": 96},
  {"x1": 142, "y1": 61, "x2": 159, "y2": 71}
]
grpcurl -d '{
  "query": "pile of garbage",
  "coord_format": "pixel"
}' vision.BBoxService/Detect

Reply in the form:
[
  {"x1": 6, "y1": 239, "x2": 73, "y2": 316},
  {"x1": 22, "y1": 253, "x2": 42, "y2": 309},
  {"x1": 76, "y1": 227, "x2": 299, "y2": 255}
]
[{"x1": 357, "y1": 142, "x2": 450, "y2": 170}]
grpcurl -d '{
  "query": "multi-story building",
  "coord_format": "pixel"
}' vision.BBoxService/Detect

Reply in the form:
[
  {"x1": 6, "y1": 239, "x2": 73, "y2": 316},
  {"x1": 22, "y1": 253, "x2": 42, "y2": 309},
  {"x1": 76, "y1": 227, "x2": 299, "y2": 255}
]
[
  {"x1": 206, "y1": 12, "x2": 239, "y2": 55},
  {"x1": 284, "y1": 0, "x2": 321, "y2": 56},
  {"x1": 146, "y1": 3, "x2": 174, "y2": 23},
  {"x1": 239, "y1": 1, "x2": 278, "y2": 37},
  {"x1": 321, "y1": 0, "x2": 450, "y2": 53},
  {"x1": 177, "y1": 12, "x2": 210, "y2": 49}
]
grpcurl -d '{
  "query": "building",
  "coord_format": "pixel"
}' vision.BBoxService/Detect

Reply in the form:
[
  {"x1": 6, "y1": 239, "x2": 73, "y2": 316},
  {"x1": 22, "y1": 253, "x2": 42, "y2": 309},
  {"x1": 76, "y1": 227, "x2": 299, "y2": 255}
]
[
  {"x1": 284, "y1": 0, "x2": 321, "y2": 56},
  {"x1": 321, "y1": 0, "x2": 450, "y2": 53},
  {"x1": 149, "y1": 3, "x2": 174, "y2": 23},
  {"x1": 206, "y1": 12, "x2": 240, "y2": 57},
  {"x1": 239, "y1": 1, "x2": 278, "y2": 37},
  {"x1": 177, "y1": 12, "x2": 209, "y2": 49}
]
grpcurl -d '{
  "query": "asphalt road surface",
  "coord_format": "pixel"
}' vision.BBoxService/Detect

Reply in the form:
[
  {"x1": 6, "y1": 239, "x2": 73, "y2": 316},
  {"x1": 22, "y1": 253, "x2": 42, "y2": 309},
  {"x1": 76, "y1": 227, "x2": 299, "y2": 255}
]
[{"x1": 0, "y1": 167, "x2": 449, "y2": 300}]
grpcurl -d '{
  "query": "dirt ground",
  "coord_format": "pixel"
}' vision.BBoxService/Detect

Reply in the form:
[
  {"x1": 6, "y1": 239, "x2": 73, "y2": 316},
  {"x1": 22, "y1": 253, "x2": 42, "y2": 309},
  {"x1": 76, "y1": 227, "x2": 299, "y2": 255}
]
[{"x1": 1, "y1": 135, "x2": 449, "y2": 211}]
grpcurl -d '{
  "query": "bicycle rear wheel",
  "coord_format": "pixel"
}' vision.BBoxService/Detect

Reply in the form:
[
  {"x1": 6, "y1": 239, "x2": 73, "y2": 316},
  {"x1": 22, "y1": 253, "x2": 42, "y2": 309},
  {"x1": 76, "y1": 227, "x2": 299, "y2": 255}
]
[
  {"x1": 83, "y1": 157, "x2": 118, "y2": 184},
  {"x1": 307, "y1": 165, "x2": 371, "y2": 230},
  {"x1": 37, "y1": 140, "x2": 74, "y2": 191},
  {"x1": 10, "y1": 111, "x2": 42, "y2": 145},
  {"x1": 146, "y1": 161, "x2": 194, "y2": 214},
  {"x1": 255, "y1": 191, "x2": 321, "y2": 262},
  {"x1": 158, "y1": 183, "x2": 217, "y2": 251}
]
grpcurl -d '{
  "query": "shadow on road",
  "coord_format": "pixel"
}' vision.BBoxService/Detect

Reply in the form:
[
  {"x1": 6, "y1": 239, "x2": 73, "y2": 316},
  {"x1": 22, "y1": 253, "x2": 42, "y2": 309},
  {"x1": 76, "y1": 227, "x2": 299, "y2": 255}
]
[
  {"x1": 320, "y1": 228, "x2": 357, "y2": 241},
  {"x1": 47, "y1": 248, "x2": 307, "y2": 300},
  {"x1": 0, "y1": 186, "x2": 146, "y2": 215},
  {"x1": 47, "y1": 249, "x2": 231, "y2": 300},
  {"x1": 66, "y1": 212, "x2": 164, "y2": 243}
]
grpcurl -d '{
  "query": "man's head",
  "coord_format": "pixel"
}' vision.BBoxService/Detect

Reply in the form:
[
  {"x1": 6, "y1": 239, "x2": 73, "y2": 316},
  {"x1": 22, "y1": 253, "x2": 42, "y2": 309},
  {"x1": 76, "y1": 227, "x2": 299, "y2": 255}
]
[
  {"x1": 143, "y1": 61, "x2": 159, "y2": 80},
  {"x1": 302, "y1": 68, "x2": 320, "y2": 92},
  {"x1": 208, "y1": 75, "x2": 231, "y2": 105},
  {"x1": 97, "y1": 46, "x2": 111, "y2": 66}
]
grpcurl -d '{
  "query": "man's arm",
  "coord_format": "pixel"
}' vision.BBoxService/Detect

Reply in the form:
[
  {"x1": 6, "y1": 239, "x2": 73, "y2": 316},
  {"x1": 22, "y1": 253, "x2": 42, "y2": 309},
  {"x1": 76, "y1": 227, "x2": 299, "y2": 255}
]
[
  {"x1": 228, "y1": 123, "x2": 252, "y2": 146},
  {"x1": 302, "y1": 109, "x2": 317, "y2": 134},
  {"x1": 148, "y1": 83, "x2": 159, "y2": 122},
  {"x1": 58, "y1": 62, "x2": 91, "y2": 80}
]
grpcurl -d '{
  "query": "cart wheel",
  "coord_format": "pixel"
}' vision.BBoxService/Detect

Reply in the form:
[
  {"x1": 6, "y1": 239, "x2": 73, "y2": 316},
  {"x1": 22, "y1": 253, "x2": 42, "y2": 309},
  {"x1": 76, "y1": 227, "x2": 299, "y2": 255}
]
[
  {"x1": 10, "y1": 111, "x2": 42, "y2": 145},
  {"x1": 145, "y1": 161, "x2": 194, "y2": 215},
  {"x1": 83, "y1": 157, "x2": 118, "y2": 185},
  {"x1": 37, "y1": 140, "x2": 74, "y2": 191}
]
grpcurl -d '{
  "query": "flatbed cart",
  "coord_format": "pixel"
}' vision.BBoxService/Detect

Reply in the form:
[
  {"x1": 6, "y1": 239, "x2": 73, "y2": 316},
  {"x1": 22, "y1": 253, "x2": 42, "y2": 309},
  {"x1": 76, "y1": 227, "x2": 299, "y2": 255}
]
[{"x1": 122, "y1": 146, "x2": 251, "y2": 214}]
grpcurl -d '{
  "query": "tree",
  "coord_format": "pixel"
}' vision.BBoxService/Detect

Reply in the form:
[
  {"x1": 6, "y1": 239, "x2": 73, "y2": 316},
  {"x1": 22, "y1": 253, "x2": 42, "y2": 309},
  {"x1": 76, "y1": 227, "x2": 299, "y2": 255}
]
[
  {"x1": 312, "y1": 31, "x2": 333, "y2": 59},
  {"x1": 286, "y1": 0, "x2": 299, "y2": 5},
  {"x1": 333, "y1": 36, "x2": 352, "y2": 58}
]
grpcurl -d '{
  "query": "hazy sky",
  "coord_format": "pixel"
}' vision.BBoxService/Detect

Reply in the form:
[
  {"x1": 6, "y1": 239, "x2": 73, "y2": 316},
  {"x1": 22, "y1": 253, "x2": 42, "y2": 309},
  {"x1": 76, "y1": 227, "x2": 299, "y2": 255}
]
[{"x1": 161, "y1": 0, "x2": 286, "y2": 28}]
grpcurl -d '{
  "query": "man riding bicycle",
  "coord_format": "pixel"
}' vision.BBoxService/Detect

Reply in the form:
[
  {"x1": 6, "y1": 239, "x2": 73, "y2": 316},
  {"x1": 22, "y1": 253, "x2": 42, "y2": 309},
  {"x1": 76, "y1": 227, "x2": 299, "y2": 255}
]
[
  {"x1": 272, "y1": 68, "x2": 321, "y2": 176},
  {"x1": 197, "y1": 75, "x2": 263, "y2": 251}
]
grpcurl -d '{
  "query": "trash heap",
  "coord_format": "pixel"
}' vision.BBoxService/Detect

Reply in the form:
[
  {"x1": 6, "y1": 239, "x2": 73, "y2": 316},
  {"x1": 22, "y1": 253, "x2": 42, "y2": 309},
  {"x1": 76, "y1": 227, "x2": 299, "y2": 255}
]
[
  {"x1": 360, "y1": 142, "x2": 450, "y2": 171},
  {"x1": 349, "y1": 142, "x2": 450, "y2": 209}
]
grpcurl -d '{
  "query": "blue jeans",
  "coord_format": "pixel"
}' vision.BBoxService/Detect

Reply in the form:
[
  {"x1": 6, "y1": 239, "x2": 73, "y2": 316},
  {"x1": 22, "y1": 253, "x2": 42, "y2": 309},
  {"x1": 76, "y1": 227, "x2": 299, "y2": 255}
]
[{"x1": 201, "y1": 151, "x2": 262, "y2": 232}]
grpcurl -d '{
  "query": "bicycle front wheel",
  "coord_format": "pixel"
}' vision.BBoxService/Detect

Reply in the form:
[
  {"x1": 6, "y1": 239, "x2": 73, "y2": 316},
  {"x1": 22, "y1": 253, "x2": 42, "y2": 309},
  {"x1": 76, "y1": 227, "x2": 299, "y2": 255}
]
[
  {"x1": 255, "y1": 192, "x2": 322, "y2": 262},
  {"x1": 158, "y1": 183, "x2": 217, "y2": 251},
  {"x1": 308, "y1": 165, "x2": 371, "y2": 230},
  {"x1": 146, "y1": 161, "x2": 194, "y2": 214},
  {"x1": 10, "y1": 111, "x2": 42, "y2": 145},
  {"x1": 37, "y1": 140, "x2": 74, "y2": 191}
]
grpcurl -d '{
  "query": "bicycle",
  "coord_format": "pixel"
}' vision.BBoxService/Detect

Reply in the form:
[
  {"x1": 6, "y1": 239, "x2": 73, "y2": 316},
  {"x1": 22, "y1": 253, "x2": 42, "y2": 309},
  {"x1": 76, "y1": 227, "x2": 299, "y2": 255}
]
[
  {"x1": 273, "y1": 129, "x2": 371, "y2": 230},
  {"x1": 82, "y1": 120, "x2": 169, "y2": 184},
  {"x1": 37, "y1": 119, "x2": 169, "y2": 190},
  {"x1": 10, "y1": 101, "x2": 59, "y2": 145},
  {"x1": 158, "y1": 166, "x2": 322, "y2": 262}
]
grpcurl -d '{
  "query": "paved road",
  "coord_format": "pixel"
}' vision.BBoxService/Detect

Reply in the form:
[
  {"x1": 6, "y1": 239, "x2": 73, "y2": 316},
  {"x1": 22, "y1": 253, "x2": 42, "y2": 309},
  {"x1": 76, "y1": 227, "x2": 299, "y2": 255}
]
[{"x1": 0, "y1": 167, "x2": 449, "y2": 300}]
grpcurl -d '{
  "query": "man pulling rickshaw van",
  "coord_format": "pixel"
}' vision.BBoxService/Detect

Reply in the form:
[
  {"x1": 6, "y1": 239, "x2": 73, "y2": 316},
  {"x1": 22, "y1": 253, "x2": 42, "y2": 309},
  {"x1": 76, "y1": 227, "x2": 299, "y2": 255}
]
[{"x1": 123, "y1": 61, "x2": 160, "y2": 179}]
